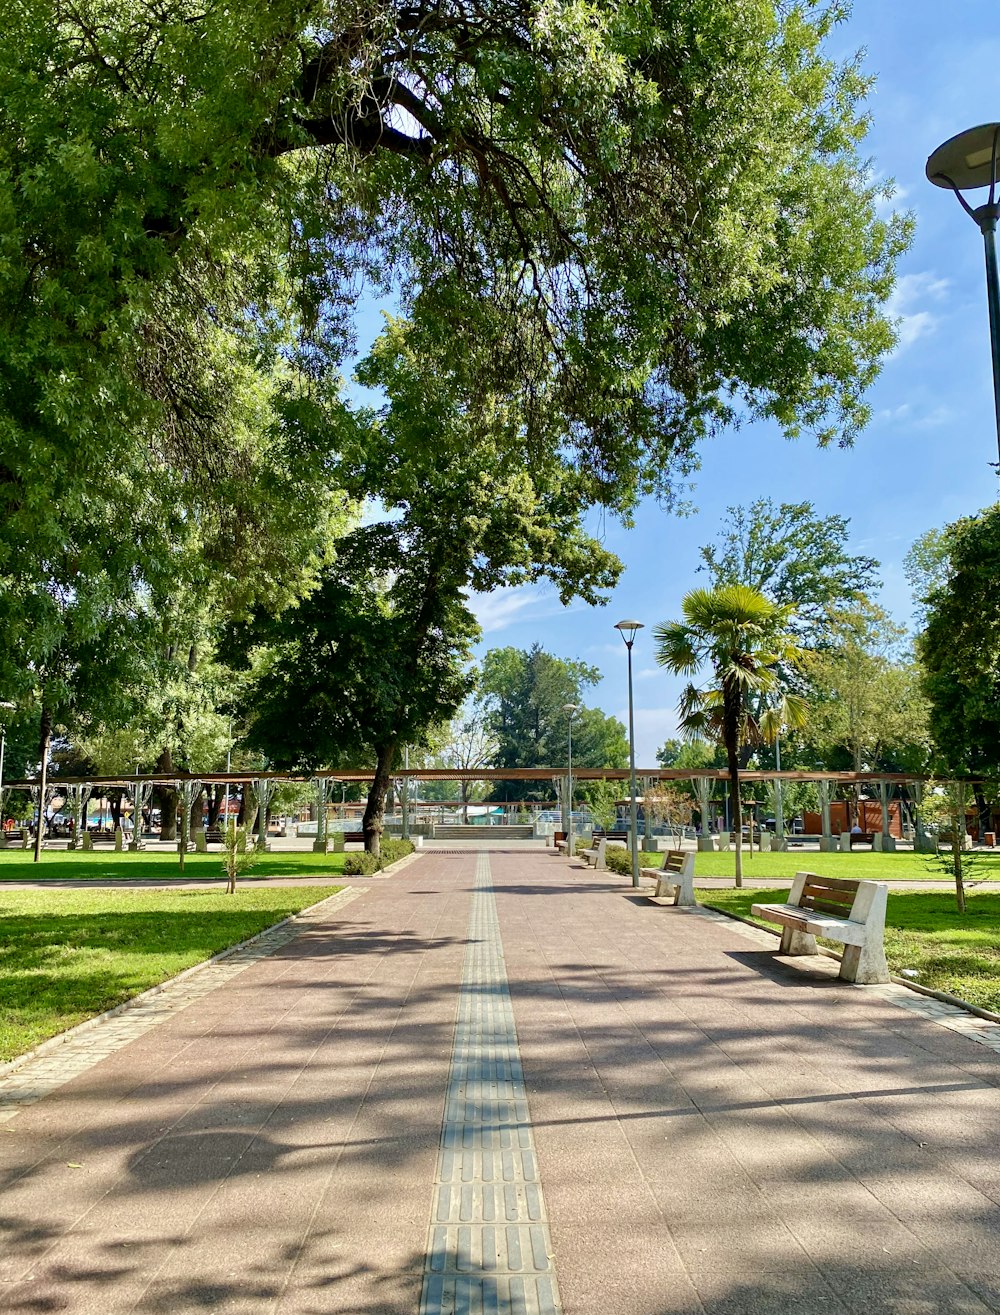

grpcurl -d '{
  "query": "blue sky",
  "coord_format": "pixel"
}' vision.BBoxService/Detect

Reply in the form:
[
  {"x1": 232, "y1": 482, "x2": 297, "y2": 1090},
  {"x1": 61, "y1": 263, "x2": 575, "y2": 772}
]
[{"x1": 367, "y1": 3, "x2": 1000, "y2": 767}]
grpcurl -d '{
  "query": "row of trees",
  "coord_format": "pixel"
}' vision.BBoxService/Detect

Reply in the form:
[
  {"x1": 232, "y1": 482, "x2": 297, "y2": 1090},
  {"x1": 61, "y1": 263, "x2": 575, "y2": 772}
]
[
  {"x1": 649, "y1": 498, "x2": 1000, "y2": 904},
  {"x1": 1, "y1": 3, "x2": 910, "y2": 853}
]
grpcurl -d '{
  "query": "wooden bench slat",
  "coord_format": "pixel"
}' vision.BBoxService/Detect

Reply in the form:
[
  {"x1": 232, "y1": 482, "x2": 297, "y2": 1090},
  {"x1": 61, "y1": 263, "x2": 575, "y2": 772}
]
[{"x1": 802, "y1": 873, "x2": 874, "y2": 891}]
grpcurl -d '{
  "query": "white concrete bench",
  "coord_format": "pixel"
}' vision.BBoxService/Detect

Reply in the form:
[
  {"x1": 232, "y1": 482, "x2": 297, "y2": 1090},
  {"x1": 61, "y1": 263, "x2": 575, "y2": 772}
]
[
  {"x1": 577, "y1": 836, "x2": 626, "y2": 870},
  {"x1": 639, "y1": 849, "x2": 696, "y2": 907},
  {"x1": 751, "y1": 872, "x2": 890, "y2": 984}
]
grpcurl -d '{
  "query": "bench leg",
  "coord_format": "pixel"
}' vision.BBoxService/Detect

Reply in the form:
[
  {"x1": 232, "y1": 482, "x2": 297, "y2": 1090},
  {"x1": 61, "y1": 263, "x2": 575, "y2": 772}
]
[
  {"x1": 839, "y1": 940, "x2": 890, "y2": 985},
  {"x1": 779, "y1": 927, "x2": 818, "y2": 956},
  {"x1": 673, "y1": 878, "x2": 696, "y2": 908}
]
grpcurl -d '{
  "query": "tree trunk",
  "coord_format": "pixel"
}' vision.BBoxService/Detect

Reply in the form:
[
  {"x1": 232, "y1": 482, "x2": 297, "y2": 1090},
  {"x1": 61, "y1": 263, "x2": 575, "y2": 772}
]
[
  {"x1": 207, "y1": 784, "x2": 225, "y2": 828},
  {"x1": 461, "y1": 779, "x2": 469, "y2": 825},
  {"x1": 189, "y1": 785, "x2": 204, "y2": 836},
  {"x1": 951, "y1": 817, "x2": 967, "y2": 914},
  {"x1": 724, "y1": 688, "x2": 743, "y2": 887},
  {"x1": 974, "y1": 785, "x2": 991, "y2": 846},
  {"x1": 155, "y1": 747, "x2": 178, "y2": 841},
  {"x1": 33, "y1": 705, "x2": 52, "y2": 864},
  {"x1": 363, "y1": 740, "x2": 397, "y2": 855}
]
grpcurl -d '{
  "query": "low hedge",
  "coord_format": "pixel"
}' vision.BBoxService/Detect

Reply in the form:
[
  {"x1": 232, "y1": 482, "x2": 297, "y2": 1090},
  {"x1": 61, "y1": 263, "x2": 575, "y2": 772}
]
[
  {"x1": 342, "y1": 836, "x2": 415, "y2": 876},
  {"x1": 603, "y1": 847, "x2": 633, "y2": 877}
]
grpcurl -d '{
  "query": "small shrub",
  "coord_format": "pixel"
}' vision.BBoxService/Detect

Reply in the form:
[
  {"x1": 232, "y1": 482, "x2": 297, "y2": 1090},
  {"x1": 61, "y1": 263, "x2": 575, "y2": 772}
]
[
  {"x1": 603, "y1": 847, "x2": 632, "y2": 876},
  {"x1": 342, "y1": 838, "x2": 415, "y2": 876},
  {"x1": 222, "y1": 826, "x2": 259, "y2": 894},
  {"x1": 379, "y1": 838, "x2": 414, "y2": 866},
  {"x1": 343, "y1": 851, "x2": 380, "y2": 876}
]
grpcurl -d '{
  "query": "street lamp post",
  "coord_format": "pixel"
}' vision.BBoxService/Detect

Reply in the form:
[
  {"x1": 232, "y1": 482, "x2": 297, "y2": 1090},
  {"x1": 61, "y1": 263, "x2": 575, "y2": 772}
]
[
  {"x1": 615, "y1": 619, "x2": 644, "y2": 888},
  {"x1": 562, "y1": 703, "x2": 580, "y2": 856},
  {"x1": 0, "y1": 702, "x2": 15, "y2": 841},
  {"x1": 927, "y1": 123, "x2": 1000, "y2": 466},
  {"x1": 402, "y1": 744, "x2": 410, "y2": 841}
]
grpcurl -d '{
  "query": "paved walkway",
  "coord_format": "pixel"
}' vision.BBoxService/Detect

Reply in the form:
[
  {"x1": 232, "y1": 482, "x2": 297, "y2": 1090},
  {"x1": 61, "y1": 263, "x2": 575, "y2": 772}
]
[{"x1": 2, "y1": 850, "x2": 1000, "y2": 1313}]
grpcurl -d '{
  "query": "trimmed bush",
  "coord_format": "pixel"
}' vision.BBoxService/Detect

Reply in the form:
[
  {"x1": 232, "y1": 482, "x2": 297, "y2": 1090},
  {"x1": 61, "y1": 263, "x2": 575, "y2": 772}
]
[
  {"x1": 343, "y1": 851, "x2": 380, "y2": 876},
  {"x1": 603, "y1": 847, "x2": 632, "y2": 877},
  {"x1": 342, "y1": 837, "x2": 415, "y2": 876},
  {"x1": 380, "y1": 838, "x2": 415, "y2": 866}
]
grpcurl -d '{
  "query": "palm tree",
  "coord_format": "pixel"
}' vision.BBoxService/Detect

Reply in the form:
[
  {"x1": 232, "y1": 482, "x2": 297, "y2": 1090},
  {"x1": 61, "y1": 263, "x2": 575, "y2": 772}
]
[{"x1": 654, "y1": 585, "x2": 806, "y2": 886}]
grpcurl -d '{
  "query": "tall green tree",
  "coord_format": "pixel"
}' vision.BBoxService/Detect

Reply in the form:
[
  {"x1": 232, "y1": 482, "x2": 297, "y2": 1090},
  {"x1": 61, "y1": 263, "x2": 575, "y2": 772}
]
[
  {"x1": 234, "y1": 316, "x2": 622, "y2": 849},
  {"x1": 1, "y1": 1, "x2": 910, "y2": 656},
  {"x1": 698, "y1": 499, "x2": 880, "y2": 645},
  {"x1": 654, "y1": 585, "x2": 806, "y2": 885},
  {"x1": 235, "y1": 526, "x2": 478, "y2": 854},
  {"x1": 805, "y1": 608, "x2": 930, "y2": 776},
  {"x1": 918, "y1": 507, "x2": 1000, "y2": 783},
  {"x1": 479, "y1": 646, "x2": 626, "y2": 800}
]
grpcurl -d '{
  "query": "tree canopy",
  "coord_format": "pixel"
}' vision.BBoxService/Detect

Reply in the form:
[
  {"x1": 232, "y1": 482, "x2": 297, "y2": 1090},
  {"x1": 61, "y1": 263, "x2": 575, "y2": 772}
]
[
  {"x1": 918, "y1": 506, "x2": 1000, "y2": 778},
  {"x1": 480, "y1": 644, "x2": 627, "y2": 798},
  {"x1": 698, "y1": 499, "x2": 880, "y2": 643}
]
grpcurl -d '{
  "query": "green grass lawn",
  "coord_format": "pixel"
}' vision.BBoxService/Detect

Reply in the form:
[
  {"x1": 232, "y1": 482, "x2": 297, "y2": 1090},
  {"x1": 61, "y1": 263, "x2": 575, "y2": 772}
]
[
  {"x1": 0, "y1": 847, "x2": 350, "y2": 881},
  {"x1": 680, "y1": 848, "x2": 1000, "y2": 882},
  {"x1": 701, "y1": 886, "x2": 1000, "y2": 1014},
  {"x1": 0, "y1": 886, "x2": 340, "y2": 1061}
]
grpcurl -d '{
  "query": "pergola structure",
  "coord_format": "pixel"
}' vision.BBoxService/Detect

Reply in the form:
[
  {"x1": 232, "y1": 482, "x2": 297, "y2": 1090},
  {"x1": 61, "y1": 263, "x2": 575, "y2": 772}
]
[{"x1": 2, "y1": 766, "x2": 952, "y2": 856}]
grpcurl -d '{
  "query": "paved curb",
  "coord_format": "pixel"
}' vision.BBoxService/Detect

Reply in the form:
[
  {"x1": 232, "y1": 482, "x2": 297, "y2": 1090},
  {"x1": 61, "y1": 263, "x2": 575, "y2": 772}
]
[{"x1": 0, "y1": 885, "x2": 361, "y2": 1083}]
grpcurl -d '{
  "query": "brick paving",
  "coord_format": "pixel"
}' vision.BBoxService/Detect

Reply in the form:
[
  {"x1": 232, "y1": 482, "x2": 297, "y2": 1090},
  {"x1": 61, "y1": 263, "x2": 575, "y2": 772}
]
[{"x1": 1, "y1": 849, "x2": 999, "y2": 1313}]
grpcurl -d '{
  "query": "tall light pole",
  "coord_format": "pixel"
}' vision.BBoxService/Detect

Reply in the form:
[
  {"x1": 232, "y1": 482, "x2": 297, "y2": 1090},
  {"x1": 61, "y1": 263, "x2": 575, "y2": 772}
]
[
  {"x1": 402, "y1": 744, "x2": 410, "y2": 840},
  {"x1": 562, "y1": 703, "x2": 580, "y2": 856},
  {"x1": 927, "y1": 123, "x2": 1000, "y2": 467},
  {"x1": 615, "y1": 619, "x2": 644, "y2": 888},
  {"x1": 0, "y1": 701, "x2": 15, "y2": 835}
]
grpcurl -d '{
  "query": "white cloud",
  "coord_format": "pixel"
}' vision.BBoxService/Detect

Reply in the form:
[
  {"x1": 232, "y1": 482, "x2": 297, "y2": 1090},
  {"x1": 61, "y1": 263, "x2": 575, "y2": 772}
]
[
  {"x1": 886, "y1": 272, "x2": 950, "y2": 352},
  {"x1": 467, "y1": 585, "x2": 561, "y2": 634}
]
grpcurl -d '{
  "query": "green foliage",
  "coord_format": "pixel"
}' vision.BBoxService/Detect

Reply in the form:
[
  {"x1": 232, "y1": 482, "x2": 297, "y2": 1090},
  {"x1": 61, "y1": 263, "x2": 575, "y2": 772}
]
[
  {"x1": 655, "y1": 584, "x2": 806, "y2": 884},
  {"x1": 577, "y1": 781, "x2": 620, "y2": 834},
  {"x1": 0, "y1": 0, "x2": 910, "y2": 723},
  {"x1": 806, "y1": 605, "x2": 930, "y2": 773},
  {"x1": 222, "y1": 826, "x2": 259, "y2": 894},
  {"x1": 480, "y1": 645, "x2": 626, "y2": 798},
  {"x1": 918, "y1": 506, "x2": 1000, "y2": 778},
  {"x1": 603, "y1": 847, "x2": 633, "y2": 878},
  {"x1": 343, "y1": 851, "x2": 381, "y2": 877},
  {"x1": 342, "y1": 837, "x2": 414, "y2": 875},
  {"x1": 657, "y1": 738, "x2": 726, "y2": 770},
  {"x1": 699, "y1": 499, "x2": 880, "y2": 643}
]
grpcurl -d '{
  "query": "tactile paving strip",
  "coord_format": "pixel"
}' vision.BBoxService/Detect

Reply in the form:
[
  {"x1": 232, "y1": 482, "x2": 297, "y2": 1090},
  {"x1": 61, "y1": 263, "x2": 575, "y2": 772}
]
[{"x1": 420, "y1": 854, "x2": 562, "y2": 1315}]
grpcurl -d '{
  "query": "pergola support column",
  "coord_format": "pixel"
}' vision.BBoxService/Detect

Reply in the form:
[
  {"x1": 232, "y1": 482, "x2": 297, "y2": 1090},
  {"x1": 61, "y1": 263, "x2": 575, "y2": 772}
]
[
  {"x1": 818, "y1": 780, "x2": 837, "y2": 852},
  {"x1": 313, "y1": 778, "x2": 329, "y2": 852},
  {"x1": 694, "y1": 777, "x2": 715, "y2": 852}
]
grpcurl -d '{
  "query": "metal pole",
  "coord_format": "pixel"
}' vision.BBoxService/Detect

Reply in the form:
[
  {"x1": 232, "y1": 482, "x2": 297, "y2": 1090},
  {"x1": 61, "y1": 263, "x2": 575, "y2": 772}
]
[
  {"x1": 980, "y1": 211, "x2": 1000, "y2": 468},
  {"x1": 774, "y1": 734, "x2": 784, "y2": 840},
  {"x1": 567, "y1": 714, "x2": 574, "y2": 857},
  {"x1": 402, "y1": 745, "x2": 410, "y2": 840},
  {"x1": 626, "y1": 642, "x2": 639, "y2": 888}
]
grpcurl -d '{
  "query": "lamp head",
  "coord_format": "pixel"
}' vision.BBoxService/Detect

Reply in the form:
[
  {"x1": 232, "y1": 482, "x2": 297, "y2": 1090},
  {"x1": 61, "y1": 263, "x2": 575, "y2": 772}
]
[
  {"x1": 614, "y1": 619, "x2": 644, "y2": 646},
  {"x1": 927, "y1": 123, "x2": 1000, "y2": 191},
  {"x1": 563, "y1": 703, "x2": 580, "y2": 716}
]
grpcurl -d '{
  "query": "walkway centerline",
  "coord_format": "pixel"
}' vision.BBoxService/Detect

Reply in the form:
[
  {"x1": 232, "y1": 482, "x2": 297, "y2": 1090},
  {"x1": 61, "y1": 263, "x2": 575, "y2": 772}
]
[{"x1": 420, "y1": 853, "x2": 562, "y2": 1315}]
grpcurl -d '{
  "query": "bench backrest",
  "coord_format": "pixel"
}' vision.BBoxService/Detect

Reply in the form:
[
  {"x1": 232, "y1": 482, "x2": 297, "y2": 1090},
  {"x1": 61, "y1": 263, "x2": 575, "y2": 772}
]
[
  {"x1": 660, "y1": 849, "x2": 693, "y2": 876},
  {"x1": 788, "y1": 872, "x2": 887, "y2": 924}
]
